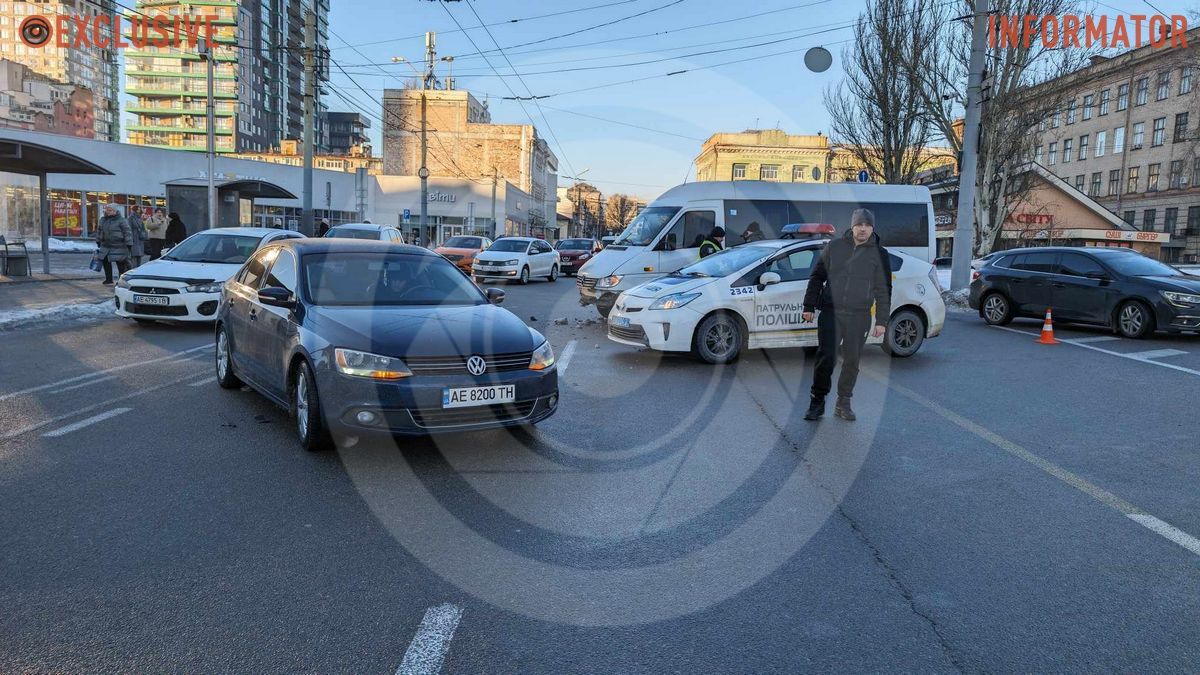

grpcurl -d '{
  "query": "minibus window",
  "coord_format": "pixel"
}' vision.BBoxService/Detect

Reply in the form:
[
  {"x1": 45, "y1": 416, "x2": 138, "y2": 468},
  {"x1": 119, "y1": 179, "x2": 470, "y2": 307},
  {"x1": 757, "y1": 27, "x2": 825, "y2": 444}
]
[{"x1": 614, "y1": 207, "x2": 680, "y2": 246}]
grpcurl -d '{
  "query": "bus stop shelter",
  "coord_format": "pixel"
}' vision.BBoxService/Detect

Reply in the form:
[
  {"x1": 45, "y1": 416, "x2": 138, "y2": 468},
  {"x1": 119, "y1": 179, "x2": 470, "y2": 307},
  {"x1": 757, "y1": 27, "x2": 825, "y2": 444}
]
[
  {"x1": 0, "y1": 138, "x2": 113, "y2": 274},
  {"x1": 163, "y1": 177, "x2": 296, "y2": 235}
]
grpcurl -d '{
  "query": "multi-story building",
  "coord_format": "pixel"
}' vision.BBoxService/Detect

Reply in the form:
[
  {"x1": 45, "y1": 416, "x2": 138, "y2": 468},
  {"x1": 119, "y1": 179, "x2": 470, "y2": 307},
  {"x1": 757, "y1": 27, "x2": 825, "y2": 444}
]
[
  {"x1": 233, "y1": 139, "x2": 381, "y2": 174},
  {"x1": 0, "y1": 0, "x2": 120, "y2": 141},
  {"x1": 323, "y1": 111, "x2": 370, "y2": 155},
  {"x1": 556, "y1": 183, "x2": 603, "y2": 237},
  {"x1": 126, "y1": 0, "x2": 329, "y2": 154},
  {"x1": 381, "y1": 86, "x2": 559, "y2": 237},
  {"x1": 0, "y1": 59, "x2": 95, "y2": 138},
  {"x1": 1029, "y1": 28, "x2": 1200, "y2": 262},
  {"x1": 693, "y1": 128, "x2": 956, "y2": 184}
]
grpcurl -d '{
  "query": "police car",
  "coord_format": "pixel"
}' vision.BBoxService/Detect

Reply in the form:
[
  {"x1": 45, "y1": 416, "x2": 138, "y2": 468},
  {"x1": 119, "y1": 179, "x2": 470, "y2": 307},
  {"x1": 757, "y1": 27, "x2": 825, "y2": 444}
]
[{"x1": 606, "y1": 239, "x2": 946, "y2": 364}]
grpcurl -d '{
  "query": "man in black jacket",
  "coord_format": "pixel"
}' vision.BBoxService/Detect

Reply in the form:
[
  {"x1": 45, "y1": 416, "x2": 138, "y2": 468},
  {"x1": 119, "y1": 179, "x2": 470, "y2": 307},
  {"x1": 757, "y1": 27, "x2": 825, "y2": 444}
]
[{"x1": 801, "y1": 208, "x2": 892, "y2": 421}]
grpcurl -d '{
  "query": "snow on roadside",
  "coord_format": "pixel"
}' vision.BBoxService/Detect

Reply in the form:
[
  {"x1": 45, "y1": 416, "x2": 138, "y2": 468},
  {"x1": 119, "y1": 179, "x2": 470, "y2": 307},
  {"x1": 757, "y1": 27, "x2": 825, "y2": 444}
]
[
  {"x1": 0, "y1": 300, "x2": 113, "y2": 331},
  {"x1": 941, "y1": 288, "x2": 974, "y2": 314},
  {"x1": 20, "y1": 238, "x2": 97, "y2": 253}
]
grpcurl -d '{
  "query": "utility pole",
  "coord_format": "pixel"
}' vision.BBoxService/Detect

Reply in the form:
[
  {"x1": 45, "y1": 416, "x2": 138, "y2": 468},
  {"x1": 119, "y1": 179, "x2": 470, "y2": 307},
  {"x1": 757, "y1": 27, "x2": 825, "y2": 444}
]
[
  {"x1": 490, "y1": 166, "x2": 498, "y2": 238},
  {"x1": 301, "y1": 8, "x2": 316, "y2": 236},
  {"x1": 418, "y1": 31, "x2": 435, "y2": 246},
  {"x1": 950, "y1": 0, "x2": 989, "y2": 291},
  {"x1": 198, "y1": 41, "x2": 216, "y2": 230}
]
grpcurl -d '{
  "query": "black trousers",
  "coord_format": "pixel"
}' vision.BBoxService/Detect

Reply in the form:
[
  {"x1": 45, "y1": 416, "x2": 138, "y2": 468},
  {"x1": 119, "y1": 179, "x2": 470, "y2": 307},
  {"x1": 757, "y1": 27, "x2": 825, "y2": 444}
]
[
  {"x1": 103, "y1": 257, "x2": 130, "y2": 283},
  {"x1": 147, "y1": 239, "x2": 164, "y2": 260},
  {"x1": 811, "y1": 309, "x2": 873, "y2": 400}
]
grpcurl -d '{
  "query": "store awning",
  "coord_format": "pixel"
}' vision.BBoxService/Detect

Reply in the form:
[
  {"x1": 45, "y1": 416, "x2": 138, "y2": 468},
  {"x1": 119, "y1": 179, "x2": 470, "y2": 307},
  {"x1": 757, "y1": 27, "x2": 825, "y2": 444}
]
[
  {"x1": 0, "y1": 138, "x2": 113, "y2": 176},
  {"x1": 163, "y1": 177, "x2": 296, "y2": 199}
]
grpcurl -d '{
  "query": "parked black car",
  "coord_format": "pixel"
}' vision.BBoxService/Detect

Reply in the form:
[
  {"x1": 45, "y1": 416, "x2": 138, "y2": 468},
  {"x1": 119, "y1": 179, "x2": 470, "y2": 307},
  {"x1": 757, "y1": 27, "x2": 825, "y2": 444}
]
[
  {"x1": 213, "y1": 239, "x2": 558, "y2": 450},
  {"x1": 968, "y1": 246, "x2": 1200, "y2": 338}
]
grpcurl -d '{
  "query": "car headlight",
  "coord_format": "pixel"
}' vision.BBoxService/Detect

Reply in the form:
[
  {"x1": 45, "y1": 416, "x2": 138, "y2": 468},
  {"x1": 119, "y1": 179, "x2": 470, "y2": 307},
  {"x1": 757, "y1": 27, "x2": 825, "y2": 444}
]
[
  {"x1": 596, "y1": 274, "x2": 623, "y2": 289},
  {"x1": 334, "y1": 348, "x2": 412, "y2": 380},
  {"x1": 648, "y1": 292, "x2": 701, "y2": 310},
  {"x1": 185, "y1": 282, "x2": 223, "y2": 293},
  {"x1": 502, "y1": 259, "x2": 519, "y2": 266},
  {"x1": 1162, "y1": 291, "x2": 1200, "y2": 307},
  {"x1": 579, "y1": 253, "x2": 590, "y2": 260},
  {"x1": 116, "y1": 276, "x2": 131, "y2": 289},
  {"x1": 529, "y1": 340, "x2": 555, "y2": 370}
]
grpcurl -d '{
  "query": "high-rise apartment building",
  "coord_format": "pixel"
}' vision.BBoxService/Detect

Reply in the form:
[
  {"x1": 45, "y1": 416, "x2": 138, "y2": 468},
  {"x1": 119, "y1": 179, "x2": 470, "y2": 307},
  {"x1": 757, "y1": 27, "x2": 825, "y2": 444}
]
[{"x1": 0, "y1": 0, "x2": 120, "y2": 140}]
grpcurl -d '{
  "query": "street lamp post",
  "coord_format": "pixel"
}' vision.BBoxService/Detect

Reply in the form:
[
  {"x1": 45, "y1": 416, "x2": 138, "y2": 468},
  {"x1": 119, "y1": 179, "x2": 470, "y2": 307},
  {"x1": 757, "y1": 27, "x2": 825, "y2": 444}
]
[{"x1": 197, "y1": 41, "x2": 216, "y2": 230}]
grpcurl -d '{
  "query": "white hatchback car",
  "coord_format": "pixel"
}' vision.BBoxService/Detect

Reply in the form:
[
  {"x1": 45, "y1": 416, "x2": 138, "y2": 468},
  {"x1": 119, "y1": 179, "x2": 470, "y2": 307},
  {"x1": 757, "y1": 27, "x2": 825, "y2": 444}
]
[
  {"x1": 607, "y1": 239, "x2": 946, "y2": 363},
  {"x1": 115, "y1": 227, "x2": 304, "y2": 323},
  {"x1": 472, "y1": 237, "x2": 560, "y2": 284},
  {"x1": 324, "y1": 223, "x2": 406, "y2": 243}
]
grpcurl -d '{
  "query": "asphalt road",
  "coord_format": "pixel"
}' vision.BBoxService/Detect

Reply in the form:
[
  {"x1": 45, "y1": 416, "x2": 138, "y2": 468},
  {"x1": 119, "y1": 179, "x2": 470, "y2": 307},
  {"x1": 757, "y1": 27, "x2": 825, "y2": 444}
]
[{"x1": 2, "y1": 277, "x2": 1199, "y2": 673}]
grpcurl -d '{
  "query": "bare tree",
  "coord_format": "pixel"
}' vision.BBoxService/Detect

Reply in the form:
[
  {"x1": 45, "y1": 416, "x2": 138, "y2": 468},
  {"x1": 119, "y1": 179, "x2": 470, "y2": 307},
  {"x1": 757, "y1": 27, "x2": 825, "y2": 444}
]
[
  {"x1": 823, "y1": 0, "x2": 933, "y2": 184},
  {"x1": 604, "y1": 194, "x2": 639, "y2": 232}
]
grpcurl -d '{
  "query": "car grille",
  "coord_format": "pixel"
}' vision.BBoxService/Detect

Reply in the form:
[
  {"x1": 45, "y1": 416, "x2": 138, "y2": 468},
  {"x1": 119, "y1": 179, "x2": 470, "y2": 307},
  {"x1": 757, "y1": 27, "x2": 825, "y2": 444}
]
[
  {"x1": 409, "y1": 400, "x2": 537, "y2": 428},
  {"x1": 403, "y1": 352, "x2": 533, "y2": 375},
  {"x1": 129, "y1": 286, "x2": 180, "y2": 295},
  {"x1": 608, "y1": 324, "x2": 648, "y2": 344},
  {"x1": 577, "y1": 276, "x2": 598, "y2": 290},
  {"x1": 126, "y1": 302, "x2": 188, "y2": 317}
]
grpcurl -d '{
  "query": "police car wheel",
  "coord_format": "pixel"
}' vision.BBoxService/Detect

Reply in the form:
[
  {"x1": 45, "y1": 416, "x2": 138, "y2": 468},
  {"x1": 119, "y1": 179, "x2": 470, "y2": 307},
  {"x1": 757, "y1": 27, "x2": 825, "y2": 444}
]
[
  {"x1": 883, "y1": 309, "x2": 925, "y2": 358},
  {"x1": 693, "y1": 313, "x2": 743, "y2": 364}
]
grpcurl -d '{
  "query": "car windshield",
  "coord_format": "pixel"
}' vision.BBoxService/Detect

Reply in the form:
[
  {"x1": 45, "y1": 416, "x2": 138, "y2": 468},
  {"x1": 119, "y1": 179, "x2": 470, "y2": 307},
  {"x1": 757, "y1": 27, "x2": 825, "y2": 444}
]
[
  {"x1": 675, "y1": 245, "x2": 777, "y2": 278},
  {"x1": 303, "y1": 253, "x2": 486, "y2": 306},
  {"x1": 326, "y1": 227, "x2": 379, "y2": 240},
  {"x1": 613, "y1": 207, "x2": 680, "y2": 246},
  {"x1": 556, "y1": 239, "x2": 592, "y2": 250},
  {"x1": 489, "y1": 239, "x2": 530, "y2": 252},
  {"x1": 1102, "y1": 253, "x2": 1183, "y2": 277},
  {"x1": 163, "y1": 233, "x2": 263, "y2": 264},
  {"x1": 443, "y1": 236, "x2": 479, "y2": 248}
]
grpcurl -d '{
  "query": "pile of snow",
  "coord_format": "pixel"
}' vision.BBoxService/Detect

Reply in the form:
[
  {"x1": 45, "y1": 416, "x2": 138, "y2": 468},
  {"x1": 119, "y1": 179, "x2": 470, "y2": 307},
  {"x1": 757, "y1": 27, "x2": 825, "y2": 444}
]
[
  {"x1": 20, "y1": 238, "x2": 96, "y2": 253},
  {"x1": 0, "y1": 300, "x2": 113, "y2": 331},
  {"x1": 940, "y1": 288, "x2": 973, "y2": 313}
]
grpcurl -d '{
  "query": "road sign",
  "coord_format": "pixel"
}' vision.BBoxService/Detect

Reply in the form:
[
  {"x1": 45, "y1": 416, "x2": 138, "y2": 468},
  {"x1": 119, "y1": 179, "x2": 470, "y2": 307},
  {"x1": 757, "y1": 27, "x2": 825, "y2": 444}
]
[
  {"x1": 857, "y1": 169, "x2": 870, "y2": 183},
  {"x1": 403, "y1": 208, "x2": 411, "y2": 223}
]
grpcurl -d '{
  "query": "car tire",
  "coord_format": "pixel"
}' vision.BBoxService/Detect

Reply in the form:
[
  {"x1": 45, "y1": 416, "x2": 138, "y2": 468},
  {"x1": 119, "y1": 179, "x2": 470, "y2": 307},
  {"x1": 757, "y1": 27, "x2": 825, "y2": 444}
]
[
  {"x1": 292, "y1": 360, "x2": 333, "y2": 452},
  {"x1": 596, "y1": 302, "x2": 613, "y2": 319},
  {"x1": 547, "y1": 265, "x2": 558, "y2": 282},
  {"x1": 519, "y1": 266, "x2": 530, "y2": 285},
  {"x1": 693, "y1": 312, "x2": 743, "y2": 364},
  {"x1": 215, "y1": 324, "x2": 242, "y2": 389},
  {"x1": 1115, "y1": 300, "x2": 1155, "y2": 339},
  {"x1": 980, "y1": 292, "x2": 1013, "y2": 326},
  {"x1": 883, "y1": 309, "x2": 925, "y2": 358}
]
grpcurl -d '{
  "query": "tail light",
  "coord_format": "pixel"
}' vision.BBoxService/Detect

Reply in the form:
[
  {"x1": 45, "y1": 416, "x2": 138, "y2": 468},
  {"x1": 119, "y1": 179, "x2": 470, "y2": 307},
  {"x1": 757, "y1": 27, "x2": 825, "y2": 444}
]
[{"x1": 971, "y1": 270, "x2": 980, "y2": 281}]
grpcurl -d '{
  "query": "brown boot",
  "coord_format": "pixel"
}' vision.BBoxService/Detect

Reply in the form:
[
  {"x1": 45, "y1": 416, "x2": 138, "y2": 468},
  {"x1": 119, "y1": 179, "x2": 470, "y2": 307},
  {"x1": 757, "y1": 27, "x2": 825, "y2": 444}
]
[{"x1": 834, "y1": 397, "x2": 856, "y2": 421}]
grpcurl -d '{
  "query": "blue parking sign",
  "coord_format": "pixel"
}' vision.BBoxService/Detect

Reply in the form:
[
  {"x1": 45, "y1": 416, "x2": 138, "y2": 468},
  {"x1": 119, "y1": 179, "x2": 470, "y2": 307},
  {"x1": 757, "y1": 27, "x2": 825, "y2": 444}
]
[{"x1": 403, "y1": 208, "x2": 411, "y2": 223}]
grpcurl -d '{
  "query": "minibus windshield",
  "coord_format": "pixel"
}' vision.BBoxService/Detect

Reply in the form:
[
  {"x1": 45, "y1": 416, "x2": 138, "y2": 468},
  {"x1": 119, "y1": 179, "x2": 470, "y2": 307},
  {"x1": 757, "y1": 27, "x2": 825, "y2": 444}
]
[{"x1": 613, "y1": 207, "x2": 680, "y2": 246}]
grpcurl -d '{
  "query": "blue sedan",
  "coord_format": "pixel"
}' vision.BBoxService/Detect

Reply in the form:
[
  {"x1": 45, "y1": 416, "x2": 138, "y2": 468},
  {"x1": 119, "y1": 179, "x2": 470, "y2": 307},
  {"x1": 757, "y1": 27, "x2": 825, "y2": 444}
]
[{"x1": 213, "y1": 239, "x2": 559, "y2": 450}]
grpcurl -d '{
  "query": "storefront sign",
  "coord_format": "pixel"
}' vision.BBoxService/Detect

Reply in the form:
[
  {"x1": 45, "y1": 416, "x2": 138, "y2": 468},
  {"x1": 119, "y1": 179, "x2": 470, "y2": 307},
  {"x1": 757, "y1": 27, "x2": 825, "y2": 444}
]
[
  {"x1": 934, "y1": 212, "x2": 954, "y2": 227},
  {"x1": 429, "y1": 190, "x2": 457, "y2": 203},
  {"x1": 1011, "y1": 213, "x2": 1055, "y2": 225},
  {"x1": 51, "y1": 199, "x2": 81, "y2": 237},
  {"x1": 1001, "y1": 227, "x2": 1171, "y2": 243},
  {"x1": 1103, "y1": 229, "x2": 1170, "y2": 242}
]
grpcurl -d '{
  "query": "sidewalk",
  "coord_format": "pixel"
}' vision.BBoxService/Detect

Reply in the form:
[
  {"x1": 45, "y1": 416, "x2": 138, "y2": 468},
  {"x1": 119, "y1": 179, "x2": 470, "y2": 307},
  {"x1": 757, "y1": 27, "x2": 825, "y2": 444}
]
[
  {"x1": 0, "y1": 253, "x2": 113, "y2": 324},
  {"x1": 0, "y1": 252, "x2": 103, "y2": 285}
]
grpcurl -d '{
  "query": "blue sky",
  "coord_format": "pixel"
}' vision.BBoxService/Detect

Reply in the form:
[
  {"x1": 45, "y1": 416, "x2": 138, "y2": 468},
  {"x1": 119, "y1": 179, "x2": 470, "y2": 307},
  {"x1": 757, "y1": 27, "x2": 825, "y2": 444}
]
[{"x1": 321, "y1": 0, "x2": 1196, "y2": 201}]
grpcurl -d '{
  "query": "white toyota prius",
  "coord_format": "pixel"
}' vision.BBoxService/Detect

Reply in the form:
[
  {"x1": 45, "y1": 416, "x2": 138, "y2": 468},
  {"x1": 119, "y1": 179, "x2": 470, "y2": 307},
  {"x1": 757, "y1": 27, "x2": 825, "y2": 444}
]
[
  {"x1": 115, "y1": 227, "x2": 304, "y2": 323},
  {"x1": 606, "y1": 239, "x2": 946, "y2": 363}
]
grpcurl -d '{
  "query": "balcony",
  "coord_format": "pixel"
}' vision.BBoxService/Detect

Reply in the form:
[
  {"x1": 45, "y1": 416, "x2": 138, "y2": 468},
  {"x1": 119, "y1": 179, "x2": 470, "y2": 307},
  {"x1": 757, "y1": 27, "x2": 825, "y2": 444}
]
[
  {"x1": 128, "y1": 122, "x2": 234, "y2": 135},
  {"x1": 126, "y1": 103, "x2": 235, "y2": 116}
]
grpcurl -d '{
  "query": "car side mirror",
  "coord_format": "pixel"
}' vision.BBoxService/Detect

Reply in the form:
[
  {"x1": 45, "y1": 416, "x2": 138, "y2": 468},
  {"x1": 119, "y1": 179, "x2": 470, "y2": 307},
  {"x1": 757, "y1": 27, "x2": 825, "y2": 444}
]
[
  {"x1": 486, "y1": 287, "x2": 506, "y2": 305},
  {"x1": 258, "y1": 287, "x2": 296, "y2": 308},
  {"x1": 759, "y1": 271, "x2": 782, "y2": 288}
]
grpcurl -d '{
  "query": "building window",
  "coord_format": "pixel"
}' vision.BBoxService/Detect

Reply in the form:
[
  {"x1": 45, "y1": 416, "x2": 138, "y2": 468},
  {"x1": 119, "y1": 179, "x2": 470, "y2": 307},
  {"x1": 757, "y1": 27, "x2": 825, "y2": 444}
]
[
  {"x1": 1127, "y1": 166, "x2": 1140, "y2": 193},
  {"x1": 1169, "y1": 159, "x2": 1185, "y2": 189},
  {"x1": 1078, "y1": 134, "x2": 1089, "y2": 160},
  {"x1": 1189, "y1": 206, "x2": 1200, "y2": 235},
  {"x1": 760, "y1": 164, "x2": 779, "y2": 180},
  {"x1": 1090, "y1": 172, "x2": 1102, "y2": 196},
  {"x1": 1148, "y1": 163, "x2": 1161, "y2": 192},
  {"x1": 1182, "y1": 66, "x2": 1194, "y2": 95},
  {"x1": 1035, "y1": 146, "x2": 1044, "y2": 164},
  {"x1": 1117, "y1": 83, "x2": 1130, "y2": 110},
  {"x1": 1174, "y1": 112, "x2": 1189, "y2": 142},
  {"x1": 1135, "y1": 77, "x2": 1149, "y2": 105},
  {"x1": 1165, "y1": 208, "x2": 1179, "y2": 234},
  {"x1": 1095, "y1": 130, "x2": 1106, "y2": 157},
  {"x1": 1099, "y1": 89, "x2": 1110, "y2": 115},
  {"x1": 792, "y1": 165, "x2": 806, "y2": 181},
  {"x1": 1067, "y1": 99, "x2": 1077, "y2": 124},
  {"x1": 1157, "y1": 71, "x2": 1170, "y2": 100},
  {"x1": 1082, "y1": 94, "x2": 1094, "y2": 120},
  {"x1": 1052, "y1": 109, "x2": 1060, "y2": 128},
  {"x1": 1194, "y1": 158, "x2": 1200, "y2": 188},
  {"x1": 1074, "y1": 175, "x2": 1085, "y2": 191},
  {"x1": 1143, "y1": 209, "x2": 1156, "y2": 231},
  {"x1": 1152, "y1": 117, "x2": 1166, "y2": 146},
  {"x1": 1123, "y1": 210, "x2": 1136, "y2": 225},
  {"x1": 1063, "y1": 138, "x2": 1073, "y2": 162},
  {"x1": 1109, "y1": 169, "x2": 1121, "y2": 196},
  {"x1": 1114, "y1": 126, "x2": 1125, "y2": 153},
  {"x1": 1131, "y1": 122, "x2": 1144, "y2": 149},
  {"x1": 1048, "y1": 142, "x2": 1057, "y2": 164},
  {"x1": 732, "y1": 164, "x2": 746, "y2": 179}
]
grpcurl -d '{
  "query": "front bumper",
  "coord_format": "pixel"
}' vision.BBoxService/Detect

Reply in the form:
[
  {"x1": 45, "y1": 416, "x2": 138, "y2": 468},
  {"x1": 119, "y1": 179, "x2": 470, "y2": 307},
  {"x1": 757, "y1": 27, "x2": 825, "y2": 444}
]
[
  {"x1": 317, "y1": 365, "x2": 559, "y2": 436},
  {"x1": 472, "y1": 264, "x2": 521, "y2": 280},
  {"x1": 1156, "y1": 299, "x2": 1200, "y2": 330},
  {"x1": 114, "y1": 286, "x2": 220, "y2": 322},
  {"x1": 606, "y1": 300, "x2": 701, "y2": 352}
]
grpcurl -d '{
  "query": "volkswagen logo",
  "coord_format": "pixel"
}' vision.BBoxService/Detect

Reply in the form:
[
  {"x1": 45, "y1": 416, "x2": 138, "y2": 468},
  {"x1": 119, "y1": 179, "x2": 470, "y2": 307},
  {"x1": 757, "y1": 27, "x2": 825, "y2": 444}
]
[{"x1": 466, "y1": 355, "x2": 487, "y2": 376}]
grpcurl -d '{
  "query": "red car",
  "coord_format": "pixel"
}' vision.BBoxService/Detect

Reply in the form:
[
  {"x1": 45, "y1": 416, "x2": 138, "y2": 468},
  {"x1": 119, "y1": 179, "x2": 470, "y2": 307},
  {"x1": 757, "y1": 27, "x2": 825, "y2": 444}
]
[{"x1": 554, "y1": 238, "x2": 599, "y2": 276}]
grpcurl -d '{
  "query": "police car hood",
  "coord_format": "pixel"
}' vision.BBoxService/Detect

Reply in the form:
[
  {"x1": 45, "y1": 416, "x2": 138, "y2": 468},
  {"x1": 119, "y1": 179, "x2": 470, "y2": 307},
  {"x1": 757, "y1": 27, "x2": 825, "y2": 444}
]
[{"x1": 626, "y1": 274, "x2": 719, "y2": 298}]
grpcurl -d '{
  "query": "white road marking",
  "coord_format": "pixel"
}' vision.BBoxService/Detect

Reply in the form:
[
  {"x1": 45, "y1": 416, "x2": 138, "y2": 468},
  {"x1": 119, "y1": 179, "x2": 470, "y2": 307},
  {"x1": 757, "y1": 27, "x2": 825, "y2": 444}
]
[
  {"x1": 1127, "y1": 515, "x2": 1200, "y2": 557},
  {"x1": 1124, "y1": 348, "x2": 1188, "y2": 360},
  {"x1": 49, "y1": 375, "x2": 116, "y2": 394},
  {"x1": 557, "y1": 339, "x2": 577, "y2": 375},
  {"x1": 862, "y1": 369, "x2": 1200, "y2": 559},
  {"x1": 189, "y1": 378, "x2": 211, "y2": 387},
  {"x1": 1070, "y1": 335, "x2": 1120, "y2": 343},
  {"x1": 42, "y1": 408, "x2": 131, "y2": 438},
  {"x1": 0, "y1": 344, "x2": 212, "y2": 403},
  {"x1": 396, "y1": 604, "x2": 463, "y2": 675},
  {"x1": 994, "y1": 326, "x2": 1200, "y2": 378}
]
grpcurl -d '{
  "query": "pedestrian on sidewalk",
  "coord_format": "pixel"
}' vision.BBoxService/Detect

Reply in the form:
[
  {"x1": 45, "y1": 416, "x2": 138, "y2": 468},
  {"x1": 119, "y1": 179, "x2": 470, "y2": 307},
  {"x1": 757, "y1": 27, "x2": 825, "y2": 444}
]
[
  {"x1": 145, "y1": 207, "x2": 168, "y2": 260},
  {"x1": 317, "y1": 217, "x2": 331, "y2": 237},
  {"x1": 127, "y1": 207, "x2": 148, "y2": 267},
  {"x1": 165, "y1": 212, "x2": 187, "y2": 249},
  {"x1": 96, "y1": 204, "x2": 132, "y2": 285},
  {"x1": 698, "y1": 226, "x2": 725, "y2": 259},
  {"x1": 801, "y1": 208, "x2": 892, "y2": 422}
]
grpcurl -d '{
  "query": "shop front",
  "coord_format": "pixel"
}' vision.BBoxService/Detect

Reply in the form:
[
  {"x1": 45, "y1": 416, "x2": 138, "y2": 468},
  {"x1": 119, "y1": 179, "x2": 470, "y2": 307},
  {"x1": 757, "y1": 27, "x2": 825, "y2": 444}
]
[{"x1": 371, "y1": 176, "x2": 511, "y2": 247}]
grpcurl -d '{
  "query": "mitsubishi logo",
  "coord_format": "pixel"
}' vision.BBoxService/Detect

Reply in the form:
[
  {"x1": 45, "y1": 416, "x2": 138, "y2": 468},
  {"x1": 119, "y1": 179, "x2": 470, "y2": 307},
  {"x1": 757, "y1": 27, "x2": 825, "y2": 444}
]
[{"x1": 466, "y1": 355, "x2": 487, "y2": 376}]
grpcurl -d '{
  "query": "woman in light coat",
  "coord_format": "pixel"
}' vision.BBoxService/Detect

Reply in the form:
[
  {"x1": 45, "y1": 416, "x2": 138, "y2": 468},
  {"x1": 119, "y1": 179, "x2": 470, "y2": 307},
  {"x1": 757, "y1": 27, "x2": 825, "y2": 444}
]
[
  {"x1": 95, "y1": 204, "x2": 132, "y2": 285},
  {"x1": 145, "y1": 208, "x2": 168, "y2": 260}
]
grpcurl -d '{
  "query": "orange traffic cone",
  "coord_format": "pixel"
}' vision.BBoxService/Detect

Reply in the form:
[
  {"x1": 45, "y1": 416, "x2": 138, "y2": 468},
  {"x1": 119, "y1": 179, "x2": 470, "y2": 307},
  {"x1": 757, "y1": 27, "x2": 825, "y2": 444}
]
[{"x1": 1035, "y1": 308, "x2": 1060, "y2": 344}]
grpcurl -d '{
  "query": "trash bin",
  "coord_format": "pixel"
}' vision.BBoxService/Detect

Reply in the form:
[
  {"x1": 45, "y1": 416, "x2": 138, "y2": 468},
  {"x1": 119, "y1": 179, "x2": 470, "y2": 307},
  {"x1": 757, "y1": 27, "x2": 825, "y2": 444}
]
[{"x1": 4, "y1": 252, "x2": 29, "y2": 276}]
